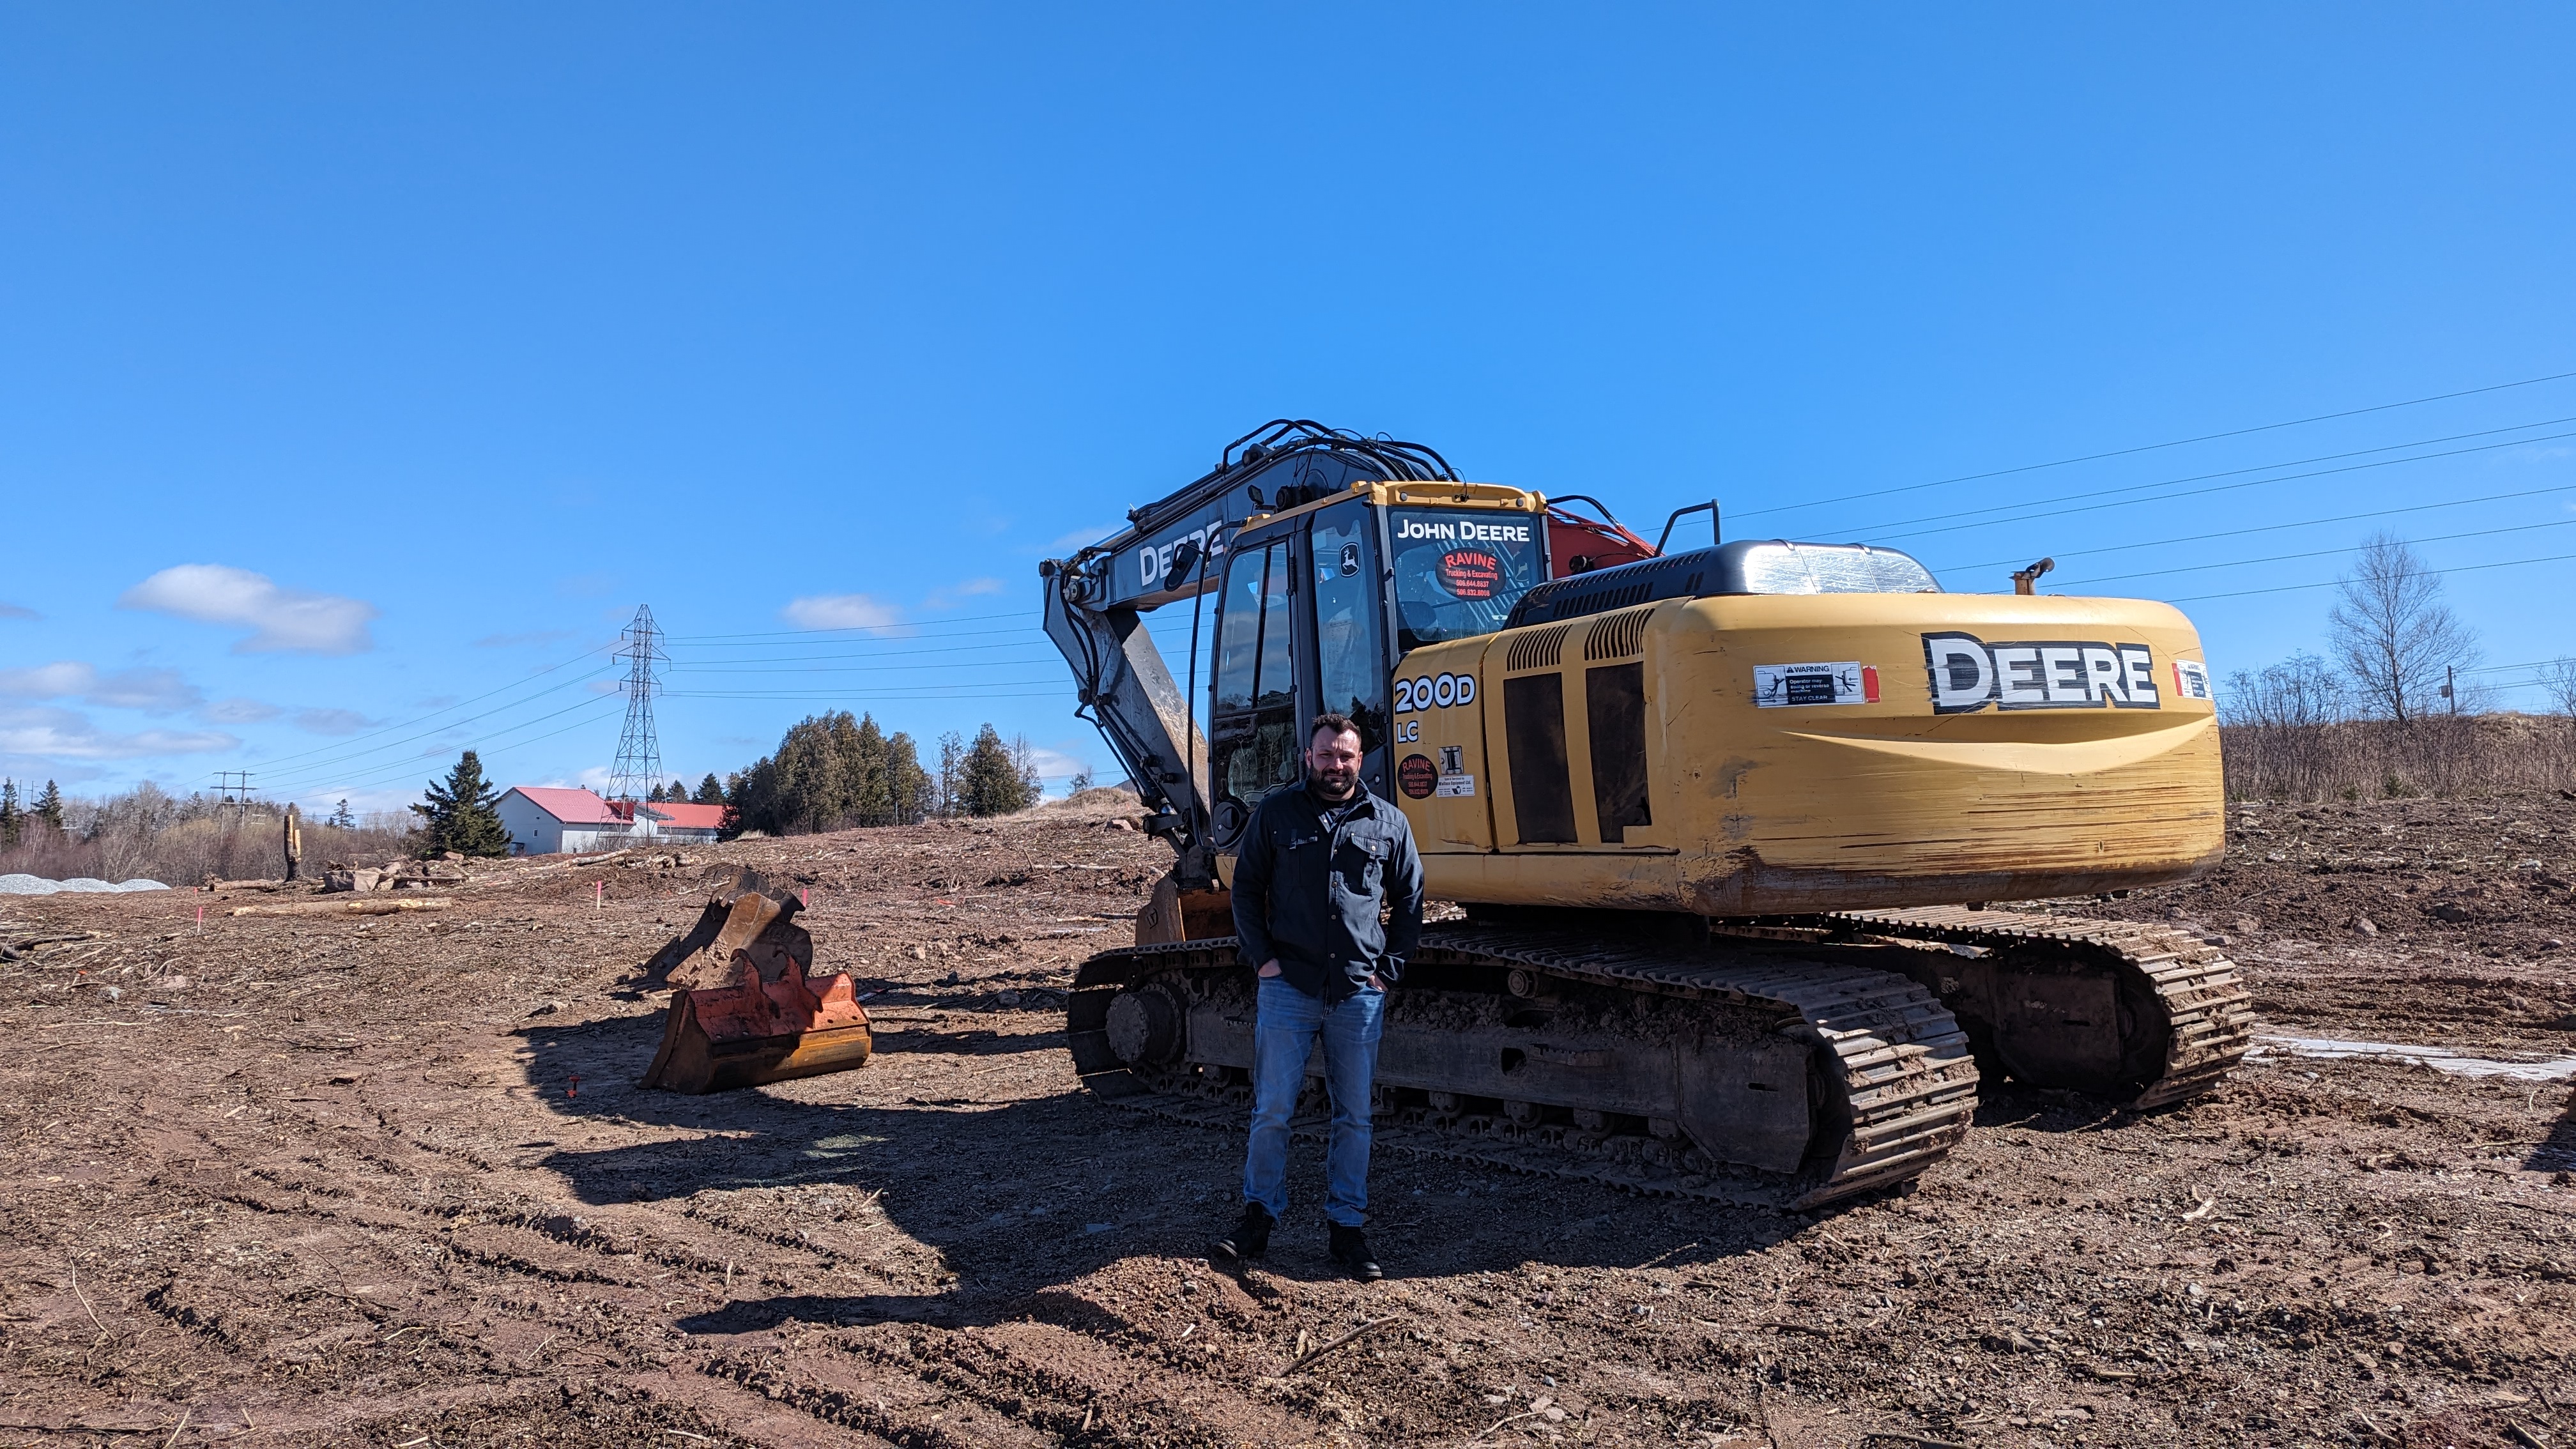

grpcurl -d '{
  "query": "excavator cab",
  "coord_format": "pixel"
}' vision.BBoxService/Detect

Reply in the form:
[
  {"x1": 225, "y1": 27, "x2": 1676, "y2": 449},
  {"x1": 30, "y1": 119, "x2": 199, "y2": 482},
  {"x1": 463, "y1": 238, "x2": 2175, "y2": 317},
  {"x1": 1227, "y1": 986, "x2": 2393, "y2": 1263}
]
[{"x1": 1202, "y1": 483, "x2": 1550, "y2": 852}]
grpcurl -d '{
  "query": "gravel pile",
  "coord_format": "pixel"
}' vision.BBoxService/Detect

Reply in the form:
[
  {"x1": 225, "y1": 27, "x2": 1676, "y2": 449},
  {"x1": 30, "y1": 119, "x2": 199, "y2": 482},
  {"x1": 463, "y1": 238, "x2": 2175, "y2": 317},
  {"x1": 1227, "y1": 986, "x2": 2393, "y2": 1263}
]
[{"x1": 0, "y1": 874, "x2": 170, "y2": 895}]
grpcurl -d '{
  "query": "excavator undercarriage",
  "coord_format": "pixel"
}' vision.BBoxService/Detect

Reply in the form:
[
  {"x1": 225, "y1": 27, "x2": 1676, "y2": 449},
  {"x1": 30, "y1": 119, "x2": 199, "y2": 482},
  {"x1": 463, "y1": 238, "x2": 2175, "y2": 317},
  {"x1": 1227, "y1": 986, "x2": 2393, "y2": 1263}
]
[{"x1": 1071, "y1": 907, "x2": 2248, "y2": 1207}]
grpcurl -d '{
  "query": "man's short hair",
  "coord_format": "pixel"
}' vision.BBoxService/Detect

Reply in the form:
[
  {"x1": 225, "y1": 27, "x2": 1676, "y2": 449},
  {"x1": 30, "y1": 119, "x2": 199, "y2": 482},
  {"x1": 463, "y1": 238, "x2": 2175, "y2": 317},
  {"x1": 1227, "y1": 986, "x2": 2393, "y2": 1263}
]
[{"x1": 1308, "y1": 712, "x2": 1362, "y2": 747}]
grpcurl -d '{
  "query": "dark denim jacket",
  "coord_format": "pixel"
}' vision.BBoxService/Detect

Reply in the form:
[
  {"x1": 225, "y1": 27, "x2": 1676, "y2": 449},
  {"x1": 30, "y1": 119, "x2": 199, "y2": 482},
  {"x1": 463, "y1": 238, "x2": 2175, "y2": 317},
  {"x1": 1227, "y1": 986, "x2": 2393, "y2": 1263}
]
[{"x1": 1231, "y1": 782, "x2": 1425, "y2": 1004}]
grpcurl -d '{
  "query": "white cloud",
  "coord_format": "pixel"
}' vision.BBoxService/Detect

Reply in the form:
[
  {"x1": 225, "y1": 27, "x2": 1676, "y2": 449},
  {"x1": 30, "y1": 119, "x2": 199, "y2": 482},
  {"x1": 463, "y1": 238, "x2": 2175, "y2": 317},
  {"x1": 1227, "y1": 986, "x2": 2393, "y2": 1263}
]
[
  {"x1": 0, "y1": 602, "x2": 36, "y2": 620},
  {"x1": 202, "y1": 697, "x2": 282, "y2": 724},
  {"x1": 0, "y1": 663, "x2": 95, "y2": 698},
  {"x1": 294, "y1": 707, "x2": 378, "y2": 735},
  {"x1": 0, "y1": 705, "x2": 237, "y2": 760},
  {"x1": 782, "y1": 593, "x2": 909, "y2": 634},
  {"x1": 926, "y1": 577, "x2": 1009, "y2": 610},
  {"x1": 0, "y1": 661, "x2": 204, "y2": 714},
  {"x1": 1026, "y1": 746, "x2": 1093, "y2": 781},
  {"x1": 118, "y1": 564, "x2": 378, "y2": 654},
  {"x1": 87, "y1": 667, "x2": 203, "y2": 712}
]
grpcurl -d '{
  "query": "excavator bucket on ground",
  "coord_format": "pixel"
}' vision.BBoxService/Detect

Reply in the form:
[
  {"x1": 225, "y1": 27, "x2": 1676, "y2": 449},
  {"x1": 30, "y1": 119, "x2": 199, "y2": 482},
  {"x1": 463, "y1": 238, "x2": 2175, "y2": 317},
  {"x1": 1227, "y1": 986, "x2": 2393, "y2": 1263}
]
[{"x1": 640, "y1": 876, "x2": 872, "y2": 1094}]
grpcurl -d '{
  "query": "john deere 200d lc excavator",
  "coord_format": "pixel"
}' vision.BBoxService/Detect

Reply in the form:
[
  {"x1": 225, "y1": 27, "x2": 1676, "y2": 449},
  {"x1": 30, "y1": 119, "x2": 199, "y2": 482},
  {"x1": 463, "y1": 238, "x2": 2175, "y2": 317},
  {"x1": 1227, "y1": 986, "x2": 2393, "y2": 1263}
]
[{"x1": 1041, "y1": 422, "x2": 2250, "y2": 1207}]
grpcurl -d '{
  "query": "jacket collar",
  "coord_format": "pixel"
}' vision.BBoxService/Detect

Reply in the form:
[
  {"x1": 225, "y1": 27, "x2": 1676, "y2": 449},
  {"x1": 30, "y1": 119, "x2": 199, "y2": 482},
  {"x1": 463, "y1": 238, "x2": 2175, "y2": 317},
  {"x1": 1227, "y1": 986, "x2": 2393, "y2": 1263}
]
[{"x1": 1303, "y1": 779, "x2": 1377, "y2": 816}]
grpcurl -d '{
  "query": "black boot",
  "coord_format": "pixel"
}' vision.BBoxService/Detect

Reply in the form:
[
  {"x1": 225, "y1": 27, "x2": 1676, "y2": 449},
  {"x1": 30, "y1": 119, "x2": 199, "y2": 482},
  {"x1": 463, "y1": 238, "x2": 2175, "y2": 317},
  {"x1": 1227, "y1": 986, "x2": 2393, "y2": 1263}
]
[
  {"x1": 1329, "y1": 1223, "x2": 1383, "y2": 1282},
  {"x1": 1210, "y1": 1202, "x2": 1273, "y2": 1266}
]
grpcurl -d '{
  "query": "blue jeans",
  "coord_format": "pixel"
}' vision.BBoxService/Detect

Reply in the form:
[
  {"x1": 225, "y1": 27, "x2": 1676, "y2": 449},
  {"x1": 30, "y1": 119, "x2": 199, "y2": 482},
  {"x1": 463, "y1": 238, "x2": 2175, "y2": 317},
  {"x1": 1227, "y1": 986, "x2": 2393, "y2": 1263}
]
[{"x1": 1242, "y1": 975, "x2": 1384, "y2": 1227}]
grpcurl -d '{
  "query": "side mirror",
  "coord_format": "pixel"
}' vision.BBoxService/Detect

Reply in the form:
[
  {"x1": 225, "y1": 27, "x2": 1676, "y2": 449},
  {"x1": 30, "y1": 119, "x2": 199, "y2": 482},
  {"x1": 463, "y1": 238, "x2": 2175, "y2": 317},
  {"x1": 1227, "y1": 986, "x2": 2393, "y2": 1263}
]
[{"x1": 1167, "y1": 539, "x2": 1203, "y2": 581}]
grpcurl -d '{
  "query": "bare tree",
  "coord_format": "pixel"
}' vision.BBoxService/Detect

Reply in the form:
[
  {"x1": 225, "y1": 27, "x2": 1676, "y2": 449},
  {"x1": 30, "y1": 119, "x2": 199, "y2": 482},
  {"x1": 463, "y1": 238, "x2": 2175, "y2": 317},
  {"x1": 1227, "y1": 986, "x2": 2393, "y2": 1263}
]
[
  {"x1": 2540, "y1": 657, "x2": 2576, "y2": 718},
  {"x1": 2220, "y1": 652, "x2": 2350, "y2": 800},
  {"x1": 2326, "y1": 532, "x2": 2480, "y2": 722}
]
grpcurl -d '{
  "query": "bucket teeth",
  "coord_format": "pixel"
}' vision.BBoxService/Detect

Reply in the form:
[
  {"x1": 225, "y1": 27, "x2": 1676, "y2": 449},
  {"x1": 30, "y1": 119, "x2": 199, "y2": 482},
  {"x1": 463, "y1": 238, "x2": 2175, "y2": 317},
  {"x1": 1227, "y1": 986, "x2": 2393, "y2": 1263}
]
[{"x1": 640, "y1": 883, "x2": 872, "y2": 1094}]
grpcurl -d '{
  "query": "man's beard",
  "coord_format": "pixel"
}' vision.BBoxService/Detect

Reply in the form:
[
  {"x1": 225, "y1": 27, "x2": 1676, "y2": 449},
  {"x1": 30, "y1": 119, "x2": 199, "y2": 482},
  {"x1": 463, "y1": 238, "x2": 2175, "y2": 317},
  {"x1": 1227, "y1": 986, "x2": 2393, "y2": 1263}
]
[{"x1": 1312, "y1": 770, "x2": 1357, "y2": 801}]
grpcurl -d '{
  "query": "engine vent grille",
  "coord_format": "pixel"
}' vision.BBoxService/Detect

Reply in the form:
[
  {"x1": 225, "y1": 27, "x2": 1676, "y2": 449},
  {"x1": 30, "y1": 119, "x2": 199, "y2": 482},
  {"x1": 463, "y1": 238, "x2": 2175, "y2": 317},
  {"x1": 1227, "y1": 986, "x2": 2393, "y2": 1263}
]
[
  {"x1": 1503, "y1": 623, "x2": 1576, "y2": 673},
  {"x1": 1582, "y1": 606, "x2": 1655, "y2": 661}
]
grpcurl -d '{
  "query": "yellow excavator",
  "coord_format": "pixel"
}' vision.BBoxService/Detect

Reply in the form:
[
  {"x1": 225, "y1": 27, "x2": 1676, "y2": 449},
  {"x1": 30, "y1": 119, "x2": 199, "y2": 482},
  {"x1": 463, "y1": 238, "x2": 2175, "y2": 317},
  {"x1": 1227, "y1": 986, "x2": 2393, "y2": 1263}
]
[{"x1": 1041, "y1": 422, "x2": 2249, "y2": 1206}]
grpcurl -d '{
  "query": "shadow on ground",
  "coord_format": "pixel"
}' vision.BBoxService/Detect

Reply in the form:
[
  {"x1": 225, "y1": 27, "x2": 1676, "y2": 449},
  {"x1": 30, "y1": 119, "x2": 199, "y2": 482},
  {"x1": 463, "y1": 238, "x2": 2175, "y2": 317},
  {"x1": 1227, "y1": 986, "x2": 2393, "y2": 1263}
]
[{"x1": 507, "y1": 1006, "x2": 1816, "y2": 1331}]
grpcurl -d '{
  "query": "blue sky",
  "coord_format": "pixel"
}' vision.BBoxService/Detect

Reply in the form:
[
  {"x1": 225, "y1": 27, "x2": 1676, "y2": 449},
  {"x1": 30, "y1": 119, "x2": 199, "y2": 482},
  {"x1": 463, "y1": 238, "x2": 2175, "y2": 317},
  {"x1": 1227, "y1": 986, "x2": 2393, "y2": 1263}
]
[{"x1": 4, "y1": 5, "x2": 2572, "y2": 812}]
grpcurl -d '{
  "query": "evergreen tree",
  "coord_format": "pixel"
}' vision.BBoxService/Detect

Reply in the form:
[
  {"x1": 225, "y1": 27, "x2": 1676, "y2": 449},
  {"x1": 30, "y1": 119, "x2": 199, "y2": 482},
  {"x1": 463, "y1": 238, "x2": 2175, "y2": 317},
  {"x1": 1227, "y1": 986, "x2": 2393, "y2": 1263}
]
[
  {"x1": 958, "y1": 724, "x2": 1039, "y2": 816},
  {"x1": 935, "y1": 731, "x2": 965, "y2": 817},
  {"x1": 330, "y1": 799, "x2": 355, "y2": 829},
  {"x1": 694, "y1": 772, "x2": 724, "y2": 804},
  {"x1": 0, "y1": 779, "x2": 18, "y2": 846},
  {"x1": 724, "y1": 711, "x2": 939, "y2": 835},
  {"x1": 884, "y1": 730, "x2": 934, "y2": 824},
  {"x1": 646, "y1": 781, "x2": 667, "y2": 802},
  {"x1": 411, "y1": 751, "x2": 510, "y2": 857},
  {"x1": 33, "y1": 780, "x2": 63, "y2": 830},
  {"x1": 668, "y1": 778, "x2": 688, "y2": 802}
]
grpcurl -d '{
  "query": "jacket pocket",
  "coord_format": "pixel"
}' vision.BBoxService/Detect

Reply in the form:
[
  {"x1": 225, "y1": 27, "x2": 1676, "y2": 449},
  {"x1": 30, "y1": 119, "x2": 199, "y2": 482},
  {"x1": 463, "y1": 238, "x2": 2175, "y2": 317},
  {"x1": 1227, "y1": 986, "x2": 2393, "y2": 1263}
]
[{"x1": 1334, "y1": 835, "x2": 1388, "y2": 895}]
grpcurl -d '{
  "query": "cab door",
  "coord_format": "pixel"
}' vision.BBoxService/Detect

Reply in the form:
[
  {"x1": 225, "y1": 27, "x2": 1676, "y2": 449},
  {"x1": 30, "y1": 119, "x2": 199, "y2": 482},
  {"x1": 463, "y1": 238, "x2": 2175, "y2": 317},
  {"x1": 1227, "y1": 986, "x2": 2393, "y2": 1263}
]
[
  {"x1": 1206, "y1": 533, "x2": 1301, "y2": 850},
  {"x1": 1300, "y1": 500, "x2": 1393, "y2": 799}
]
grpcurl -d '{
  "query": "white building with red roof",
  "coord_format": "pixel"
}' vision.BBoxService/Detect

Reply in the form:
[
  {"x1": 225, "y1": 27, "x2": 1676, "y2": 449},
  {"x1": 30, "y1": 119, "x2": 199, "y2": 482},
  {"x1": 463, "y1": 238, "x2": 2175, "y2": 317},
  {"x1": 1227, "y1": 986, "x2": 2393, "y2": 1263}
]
[{"x1": 496, "y1": 786, "x2": 726, "y2": 855}]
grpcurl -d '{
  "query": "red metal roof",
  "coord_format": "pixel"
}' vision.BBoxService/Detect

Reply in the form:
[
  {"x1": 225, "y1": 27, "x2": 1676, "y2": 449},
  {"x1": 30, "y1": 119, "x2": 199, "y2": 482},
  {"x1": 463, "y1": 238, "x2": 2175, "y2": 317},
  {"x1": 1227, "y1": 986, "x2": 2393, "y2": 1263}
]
[
  {"x1": 507, "y1": 786, "x2": 623, "y2": 825},
  {"x1": 634, "y1": 801, "x2": 727, "y2": 831}
]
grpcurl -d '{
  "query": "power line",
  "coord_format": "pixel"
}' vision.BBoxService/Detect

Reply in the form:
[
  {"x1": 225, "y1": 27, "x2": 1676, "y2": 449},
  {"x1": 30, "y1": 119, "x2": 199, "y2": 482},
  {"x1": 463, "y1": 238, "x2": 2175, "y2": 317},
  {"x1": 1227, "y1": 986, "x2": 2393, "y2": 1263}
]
[
  {"x1": 2165, "y1": 549, "x2": 2576, "y2": 604},
  {"x1": 664, "y1": 691, "x2": 1068, "y2": 702},
  {"x1": 663, "y1": 640, "x2": 1054, "y2": 669},
  {"x1": 2055, "y1": 516, "x2": 2576, "y2": 589},
  {"x1": 291, "y1": 701, "x2": 631, "y2": 801},
  {"x1": 247, "y1": 670, "x2": 618, "y2": 792},
  {"x1": 1938, "y1": 480, "x2": 2576, "y2": 576},
  {"x1": 662, "y1": 678, "x2": 1068, "y2": 697},
  {"x1": 1968, "y1": 508, "x2": 2576, "y2": 588},
  {"x1": 664, "y1": 609, "x2": 1026, "y2": 642},
  {"x1": 667, "y1": 625, "x2": 1050, "y2": 654},
  {"x1": 667, "y1": 656, "x2": 1062, "y2": 677},
  {"x1": 1735, "y1": 366, "x2": 2576, "y2": 522},
  {"x1": 234, "y1": 640, "x2": 615, "y2": 771},
  {"x1": 1862, "y1": 425, "x2": 2576, "y2": 545}
]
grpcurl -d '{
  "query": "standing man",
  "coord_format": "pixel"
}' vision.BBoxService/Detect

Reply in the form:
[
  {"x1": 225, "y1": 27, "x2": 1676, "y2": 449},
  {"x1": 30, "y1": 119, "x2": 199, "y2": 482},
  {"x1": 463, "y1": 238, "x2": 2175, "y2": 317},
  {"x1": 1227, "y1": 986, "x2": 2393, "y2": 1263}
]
[{"x1": 1210, "y1": 712, "x2": 1423, "y2": 1281}]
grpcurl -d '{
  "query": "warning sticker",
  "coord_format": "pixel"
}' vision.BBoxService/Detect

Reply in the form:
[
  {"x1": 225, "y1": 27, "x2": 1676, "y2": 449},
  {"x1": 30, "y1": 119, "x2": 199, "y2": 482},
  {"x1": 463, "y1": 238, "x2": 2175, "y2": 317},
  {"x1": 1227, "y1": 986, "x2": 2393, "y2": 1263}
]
[
  {"x1": 1754, "y1": 662, "x2": 1879, "y2": 707},
  {"x1": 1433, "y1": 749, "x2": 1476, "y2": 797},
  {"x1": 2172, "y1": 659, "x2": 2213, "y2": 702},
  {"x1": 1397, "y1": 753, "x2": 1439, "y2": 799},
  {"x1": 1438, "y1": 548, "x2": 1502, "y2": 600}
]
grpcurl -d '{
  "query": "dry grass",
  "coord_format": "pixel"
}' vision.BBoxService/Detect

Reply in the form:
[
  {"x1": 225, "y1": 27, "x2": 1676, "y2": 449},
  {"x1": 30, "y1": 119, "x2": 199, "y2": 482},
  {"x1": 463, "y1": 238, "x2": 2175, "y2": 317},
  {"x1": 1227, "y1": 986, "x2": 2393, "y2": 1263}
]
[
  {"x1": 2220, "y1": 710, "x2": 2576, "y2": 802},
  {"x1": 0, "y1": 810, "x2": 414, "y2": 885}
]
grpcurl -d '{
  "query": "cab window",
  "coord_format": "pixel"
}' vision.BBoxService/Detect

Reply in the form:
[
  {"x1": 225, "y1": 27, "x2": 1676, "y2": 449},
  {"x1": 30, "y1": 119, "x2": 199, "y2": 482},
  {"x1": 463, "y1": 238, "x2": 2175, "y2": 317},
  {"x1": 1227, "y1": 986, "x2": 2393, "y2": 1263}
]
[{"x1": 1388, "y1": 507, "x2": 1546, "y2": 654}]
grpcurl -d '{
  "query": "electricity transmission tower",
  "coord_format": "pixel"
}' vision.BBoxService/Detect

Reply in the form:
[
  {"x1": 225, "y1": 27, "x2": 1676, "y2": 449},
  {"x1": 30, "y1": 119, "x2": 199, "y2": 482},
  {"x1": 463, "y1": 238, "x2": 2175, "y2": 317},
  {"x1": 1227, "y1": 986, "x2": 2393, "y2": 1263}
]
[{"x1": 608, "y1": 606, "x2": 665, "y2": 807}]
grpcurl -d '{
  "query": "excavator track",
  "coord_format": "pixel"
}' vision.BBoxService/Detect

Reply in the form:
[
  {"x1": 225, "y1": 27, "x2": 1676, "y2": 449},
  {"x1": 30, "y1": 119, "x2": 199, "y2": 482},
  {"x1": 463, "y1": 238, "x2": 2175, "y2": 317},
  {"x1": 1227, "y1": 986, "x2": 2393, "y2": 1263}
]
[
  {"x1": 1065, "y1": 925, "x2": 1979, "y2": 1210},
  {"x1": 1796, "y1": 906, "x2": 2255, "y2": 1108}
]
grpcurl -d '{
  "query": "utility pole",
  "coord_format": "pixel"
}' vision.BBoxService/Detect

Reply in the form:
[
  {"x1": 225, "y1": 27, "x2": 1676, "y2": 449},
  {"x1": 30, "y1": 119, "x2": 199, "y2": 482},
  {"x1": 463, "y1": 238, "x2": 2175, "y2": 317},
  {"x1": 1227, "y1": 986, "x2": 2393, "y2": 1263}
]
[
  {"x1": 609, "y1": 606, "x2": 666, "y2": 815},
  {"x1": 2445, "y1": 664, "x2": 2457, "y2": 717},
  {"x1": 211, "y1": 770, "x2": 256, "y2": 822}
]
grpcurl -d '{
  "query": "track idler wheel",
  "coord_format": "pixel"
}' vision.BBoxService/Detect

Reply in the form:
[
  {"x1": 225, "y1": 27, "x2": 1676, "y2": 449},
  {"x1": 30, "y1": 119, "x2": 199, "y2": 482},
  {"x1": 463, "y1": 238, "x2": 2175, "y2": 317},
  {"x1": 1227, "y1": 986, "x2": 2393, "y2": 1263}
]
[{"x1": 1105, "y1": 984, "x2": 1185, "y2": 1066}]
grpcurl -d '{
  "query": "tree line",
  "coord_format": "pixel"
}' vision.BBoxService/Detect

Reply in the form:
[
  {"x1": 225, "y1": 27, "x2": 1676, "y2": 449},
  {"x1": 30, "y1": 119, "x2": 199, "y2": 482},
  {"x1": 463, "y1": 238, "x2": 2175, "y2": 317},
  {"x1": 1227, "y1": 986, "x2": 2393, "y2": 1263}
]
[
  {"x1": 2221, "y1": 532, "x2": 2576, "y2": 800},
  {"x1": 406, "y1": 716, "x2": 1052, "y2": 858},
  {"x1": 721, "y1": 715, "x2": 1041, "y2": 835}
]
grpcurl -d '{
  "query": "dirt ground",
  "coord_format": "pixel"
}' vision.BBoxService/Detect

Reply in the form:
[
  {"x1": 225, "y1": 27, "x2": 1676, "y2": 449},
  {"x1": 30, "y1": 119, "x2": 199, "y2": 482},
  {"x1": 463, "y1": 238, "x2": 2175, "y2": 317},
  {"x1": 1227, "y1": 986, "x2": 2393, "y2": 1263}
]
[{"x1": 3, "y1": 790, "x2": 2573, "y2": 1449}]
